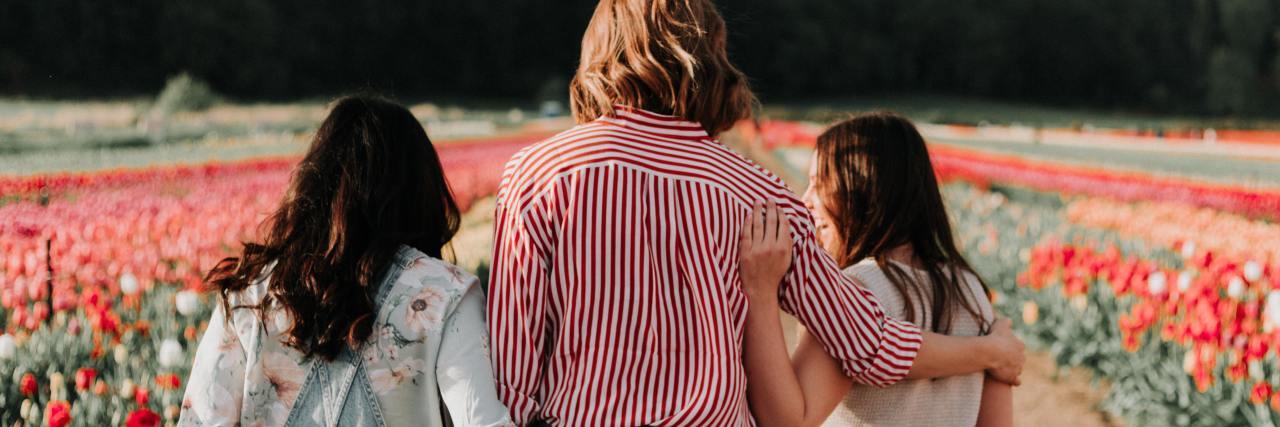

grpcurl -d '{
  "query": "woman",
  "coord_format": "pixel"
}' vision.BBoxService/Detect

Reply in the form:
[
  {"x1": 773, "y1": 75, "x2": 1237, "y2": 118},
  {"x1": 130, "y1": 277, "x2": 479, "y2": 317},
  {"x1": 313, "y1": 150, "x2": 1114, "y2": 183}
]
[
  {"x1": 487, "y1": 1, "x2": 1024, "y2": 425},
  {"x1": 739, "y1": 112, "x2": 1014, "y2": 426},
  {"x1": 179, "y1": 96, "x2": 513, "y2": 427}
]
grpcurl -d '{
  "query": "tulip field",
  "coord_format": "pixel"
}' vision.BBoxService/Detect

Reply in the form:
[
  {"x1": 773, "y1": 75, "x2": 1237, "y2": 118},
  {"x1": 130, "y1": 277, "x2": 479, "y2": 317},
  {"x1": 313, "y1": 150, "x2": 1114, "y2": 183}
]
[
  {"x1": 1, "y1": 114, "x2": 1279, "y2": 426},
  {"x1": 0, "y1": 132, "x2": 547, "y2": 426},
  {"x1": 760, "y1": 121, "x2": 1280, "y2": 426}
]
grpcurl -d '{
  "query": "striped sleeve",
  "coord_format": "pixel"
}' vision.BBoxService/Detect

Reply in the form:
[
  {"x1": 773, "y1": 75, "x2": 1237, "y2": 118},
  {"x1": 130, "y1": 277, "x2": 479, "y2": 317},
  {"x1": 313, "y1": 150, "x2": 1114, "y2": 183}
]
[
  {"x1": 777, "y1": 216, "x2": 924, "y2": 387},
  {"x1": 487, "y1": 191, "x2": 553, "y2": 425}
]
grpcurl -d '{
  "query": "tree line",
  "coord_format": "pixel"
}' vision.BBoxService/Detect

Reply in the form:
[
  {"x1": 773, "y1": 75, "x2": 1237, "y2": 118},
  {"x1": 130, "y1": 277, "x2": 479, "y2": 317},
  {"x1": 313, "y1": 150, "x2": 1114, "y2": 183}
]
[{"x1": 0, "y1": 0, "x2": 1277, "y2": 115}]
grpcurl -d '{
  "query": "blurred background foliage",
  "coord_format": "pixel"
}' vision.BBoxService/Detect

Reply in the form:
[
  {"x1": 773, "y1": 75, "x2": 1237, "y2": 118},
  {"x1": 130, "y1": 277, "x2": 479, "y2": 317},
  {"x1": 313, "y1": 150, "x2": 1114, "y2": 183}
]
[{"x1": 1, "y1": 0, "x2": 1280, "y2": 115}]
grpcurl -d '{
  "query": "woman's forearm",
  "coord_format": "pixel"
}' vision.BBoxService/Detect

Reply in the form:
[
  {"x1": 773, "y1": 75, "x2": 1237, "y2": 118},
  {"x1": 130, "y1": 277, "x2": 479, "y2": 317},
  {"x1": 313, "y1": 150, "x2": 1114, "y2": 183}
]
[
  {"x1": 906, "y1": 332, "x2": 998, "y2": 380},
  {"x1": 742, "y1": 296, "x2": 808, "y2": 425},
  {"x1": 976, "y1": 375, "x2": 1014, "y2": 427},
  {"x1": 907, "y1": 320, "x2": 1024, "y2": 385}
]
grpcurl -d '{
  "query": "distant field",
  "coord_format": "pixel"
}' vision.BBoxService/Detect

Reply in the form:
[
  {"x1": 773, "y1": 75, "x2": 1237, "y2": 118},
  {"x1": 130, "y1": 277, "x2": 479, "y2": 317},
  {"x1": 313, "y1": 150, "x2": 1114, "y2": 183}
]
[
  {"x1": 930, "y1": 137, "x2": 1280, "y2": 187},
  {"x1": 766, "y1": 95, "x2": 1280, "y2": 130},
  {"x1": 0, "y1": 99, "x2": 563, "y2": 175},
  {"x1": 5, "y1": 97, "x2": 1278, "y2": 185}
]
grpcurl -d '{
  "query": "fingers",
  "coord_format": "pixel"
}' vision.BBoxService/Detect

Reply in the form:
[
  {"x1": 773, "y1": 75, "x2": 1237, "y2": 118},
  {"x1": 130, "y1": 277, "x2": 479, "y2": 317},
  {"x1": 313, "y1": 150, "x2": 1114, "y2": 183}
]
[
  {"x1": 777, "y1": 202, "x2": 794, "y2": 244},
  {"x1": 750, "y1": 200, "x2": 764, "y2": 244},
  {"x1": 766, "y1": 199, "x2": 780, "y2": 241}
]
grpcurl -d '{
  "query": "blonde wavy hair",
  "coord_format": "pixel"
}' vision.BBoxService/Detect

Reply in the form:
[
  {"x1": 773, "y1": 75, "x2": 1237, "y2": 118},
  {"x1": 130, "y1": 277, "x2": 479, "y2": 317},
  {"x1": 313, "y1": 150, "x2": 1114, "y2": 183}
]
[{"x1": 570, "y1": 0, "x2": 755, "y2": 136}]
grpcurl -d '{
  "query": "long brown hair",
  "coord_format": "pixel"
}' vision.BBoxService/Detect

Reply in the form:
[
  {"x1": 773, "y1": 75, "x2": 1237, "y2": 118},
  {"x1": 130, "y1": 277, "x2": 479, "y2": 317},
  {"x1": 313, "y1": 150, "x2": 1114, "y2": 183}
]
[
  {"x1": 569, "y1": 0, "x2": 755, "y2": 136},
  {"x1": 814, "y1": 112, "x2": 990, "y2": 334},
  {"x1": 207, "y1": 95, "x2": 461, "y2": 360}
]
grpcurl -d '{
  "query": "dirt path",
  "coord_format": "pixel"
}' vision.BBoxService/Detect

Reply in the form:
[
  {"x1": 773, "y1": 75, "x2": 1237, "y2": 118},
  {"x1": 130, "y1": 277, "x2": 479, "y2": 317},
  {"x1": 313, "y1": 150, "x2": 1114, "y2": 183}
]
[{"x1": 1013, "y1": 352, "x2": 1119, "y2": 427}]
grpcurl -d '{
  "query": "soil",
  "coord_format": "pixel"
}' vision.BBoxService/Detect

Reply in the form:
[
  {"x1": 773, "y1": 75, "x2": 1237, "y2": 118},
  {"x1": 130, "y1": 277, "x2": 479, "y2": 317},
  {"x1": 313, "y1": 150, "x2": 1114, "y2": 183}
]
[{"x1": 1013, "y1": 352, "x2": 1120, "y2": 427}]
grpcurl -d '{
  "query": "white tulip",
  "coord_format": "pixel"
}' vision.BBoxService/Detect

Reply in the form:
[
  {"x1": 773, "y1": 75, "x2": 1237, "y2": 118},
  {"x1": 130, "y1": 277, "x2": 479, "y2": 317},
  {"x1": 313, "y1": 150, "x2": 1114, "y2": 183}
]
[
  {"x1": 158, "y1": 338, "x2": 184, "y2": 368},
  {"x1": 113, "y1": 344, "x2": 128, "y2": 365},
  {"x1": 175, "y1": 290, "x2": 200, "y2": 316},
  {"x1": 0, "y1": 334, "x2": 15, "y2": 359},
  {"x1": 119, "y1": 273, "x2": 140, "y2": 295},
  {"x1": 1180, "y1": 241, "x2": 1196, "y2": 259},
  {"x1": 1227, "y1": 276, "x2": 1246, "y2": 299},
  {"x1": 118, "y1": 379, "x2": 136, "y2": 398},
  {"x1": 1250, "y1": 360, "x2": 1265, "y2": 381},
  {"x1": 1147, "y1": 271, "x2": 1167, "y2": 295},
  {"x1": 1266, "y1": 291, "x2": 1280, "y2": 332},
  {"x1": 1177, "y1": 271, "x2": 1194, "y2": 292},
  {"x1": 1244, "y1": 261, "x2": 1264, "y2": 282}
]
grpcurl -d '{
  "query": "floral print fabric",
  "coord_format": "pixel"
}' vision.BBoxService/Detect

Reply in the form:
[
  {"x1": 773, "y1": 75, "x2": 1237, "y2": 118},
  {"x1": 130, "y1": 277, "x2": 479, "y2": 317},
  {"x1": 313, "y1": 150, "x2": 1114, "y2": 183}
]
[{"x1": 178, "y1": 247, "x2": 513, "y2": 426}]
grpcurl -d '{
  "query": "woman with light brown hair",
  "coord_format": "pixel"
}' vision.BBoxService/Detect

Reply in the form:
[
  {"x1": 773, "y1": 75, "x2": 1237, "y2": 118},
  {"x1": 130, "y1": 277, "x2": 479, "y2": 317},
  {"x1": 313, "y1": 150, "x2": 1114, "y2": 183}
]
[{"x1": 486, "y1": 1, "x2": 1025, "y2": 426}]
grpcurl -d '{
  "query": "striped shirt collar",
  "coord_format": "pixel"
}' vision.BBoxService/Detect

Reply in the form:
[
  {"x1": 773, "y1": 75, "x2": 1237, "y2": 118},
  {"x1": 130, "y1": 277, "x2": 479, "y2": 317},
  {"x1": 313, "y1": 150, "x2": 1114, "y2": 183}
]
[{"x1": 604, "y1": 105, "x2": 710, "y2": 140}]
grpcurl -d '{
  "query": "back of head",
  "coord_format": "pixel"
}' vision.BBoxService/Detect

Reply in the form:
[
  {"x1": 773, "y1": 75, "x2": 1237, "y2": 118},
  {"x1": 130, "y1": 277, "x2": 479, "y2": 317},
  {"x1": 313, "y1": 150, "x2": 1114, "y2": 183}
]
[
  {"x1": 207, "y1": 95, "x2": 461, "y2": 360},
  {"x1": 813, "y1": 112, "x2": 989, "y2": 333},
  {"x1": 570, "y1": 0, "x2": 755, "y2": 135}
]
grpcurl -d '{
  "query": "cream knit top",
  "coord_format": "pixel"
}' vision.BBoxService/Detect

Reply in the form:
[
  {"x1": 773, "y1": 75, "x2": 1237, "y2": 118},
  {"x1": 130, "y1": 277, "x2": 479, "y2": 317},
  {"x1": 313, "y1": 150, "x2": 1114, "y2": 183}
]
[{"x1": 823, "y1": 259, "x2": 994, "y2": 427}]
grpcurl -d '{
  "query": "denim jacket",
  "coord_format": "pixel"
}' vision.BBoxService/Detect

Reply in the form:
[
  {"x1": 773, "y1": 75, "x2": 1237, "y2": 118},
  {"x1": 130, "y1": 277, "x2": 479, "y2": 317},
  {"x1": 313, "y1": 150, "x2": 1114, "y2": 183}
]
[{"x1": 178, "y1": 246, "x2": 514, "y2": 427}]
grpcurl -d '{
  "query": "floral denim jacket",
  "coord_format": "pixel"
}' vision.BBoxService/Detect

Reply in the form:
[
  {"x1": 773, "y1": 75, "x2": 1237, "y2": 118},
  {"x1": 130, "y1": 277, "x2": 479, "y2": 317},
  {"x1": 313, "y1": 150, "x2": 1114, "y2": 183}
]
[{"x1": 178, "y1": 246, "x2": 514, "y2": 427}]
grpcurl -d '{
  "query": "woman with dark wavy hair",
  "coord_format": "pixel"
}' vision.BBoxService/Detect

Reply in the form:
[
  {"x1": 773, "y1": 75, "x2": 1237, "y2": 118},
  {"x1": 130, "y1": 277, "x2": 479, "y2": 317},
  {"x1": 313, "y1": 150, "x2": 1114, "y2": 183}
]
[{"x1": 179, "y1": 95, "x2": 513, "y2": 426}]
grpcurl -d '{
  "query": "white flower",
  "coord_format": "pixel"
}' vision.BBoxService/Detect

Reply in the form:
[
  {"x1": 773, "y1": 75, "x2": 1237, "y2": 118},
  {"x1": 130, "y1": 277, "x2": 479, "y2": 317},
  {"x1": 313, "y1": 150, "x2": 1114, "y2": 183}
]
[
  {"x1": 1180, "y1": 241, "x2": 1196, "y2": 259},
  {"x1": 368, "y1": 358, "x2": 428, "y2": 395},
  {"x1": 1070, "y1": 295, "x2": 1088, "y2": 312},
  {"x1": 175, "y1": 291, "x2": 200, "y2": 316},
  {"x1": 119, "y1": 273, "x2": 140, "y2": 295},
  {"x1": 0, "y1": 334, "x2": 15, "y2": 359},
  {"x1": 1147, "y1": 271, "x2": 1167, "y2": 295},
  {"x1": 1227, "y1": 276, "x2": 1246, "y2": 299},
  {"x1": 1177, "y1": 271, "x2": 1194, "y2": 292},
  {"x1": 1244, "y1": 261, "x2": 1264, "y2": 282},
  {"x1": 119, "y1": 379, "x2": 136, "y2": 398},
  {"x1": 113, "y1": 344, "x2": 128, "y2": 365},
  {"x1": 404, "y1": 287, "x2": 448, "y2": 335},
  {"x1": 158, "y1": 339, "x2": 184, "y2": 368},
  {"x1": 1250, "y1": 360, "x2": 1265, "y2": 381},
  {"x1": 1265, "y1": 291, "x2": 1280, "y2": 331}
]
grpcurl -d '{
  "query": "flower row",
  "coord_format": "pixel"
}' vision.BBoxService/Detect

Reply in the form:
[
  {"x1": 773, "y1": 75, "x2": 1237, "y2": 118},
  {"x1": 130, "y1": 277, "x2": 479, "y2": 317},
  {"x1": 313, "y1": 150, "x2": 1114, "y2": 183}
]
[
  {"x1": 0, "y1": 133, "x2": 541, "y2": 324},
  {"x1": 751, "y1": 120, "x2": 1280, "y2": 221}
]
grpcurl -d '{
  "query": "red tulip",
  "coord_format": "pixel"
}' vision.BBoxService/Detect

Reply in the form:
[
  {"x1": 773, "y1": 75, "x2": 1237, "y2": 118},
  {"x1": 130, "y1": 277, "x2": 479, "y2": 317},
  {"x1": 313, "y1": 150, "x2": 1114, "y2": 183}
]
[
  {"x1": 124, "y1": 409, "x2": 160, "y2": 427},
  {"x1": 154, "y1": 373, "x2": 181, "y2": 390},
  {"x1": 1251, "y1": 382, "x2": 1273, "y2": 405},
  {"x1": 134, "y1": 386, "x2": 150, "y2": 406},
  {"x1": 44, "y1": 400, "x2": 71, "y2": 427},
  {"x1": 20, "y1": 372, "x2": 37, "y2": 396},
  {"x1": 74, "y1": 367, "x2": 97, "y2": 391}
]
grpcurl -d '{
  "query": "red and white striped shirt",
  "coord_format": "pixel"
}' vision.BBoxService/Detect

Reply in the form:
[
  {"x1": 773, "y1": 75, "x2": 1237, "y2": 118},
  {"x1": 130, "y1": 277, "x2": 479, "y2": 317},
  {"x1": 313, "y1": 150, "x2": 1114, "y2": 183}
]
[{"x1": 487, "y1": 106, "x2": 923, "y2": 426}]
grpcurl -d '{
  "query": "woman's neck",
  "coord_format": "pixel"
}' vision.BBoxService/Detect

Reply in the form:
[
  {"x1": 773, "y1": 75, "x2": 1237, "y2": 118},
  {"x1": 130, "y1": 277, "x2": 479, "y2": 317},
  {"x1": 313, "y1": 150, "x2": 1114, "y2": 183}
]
[{"x1": 882, "y1": 244, "x2": 921, "y2": 269}]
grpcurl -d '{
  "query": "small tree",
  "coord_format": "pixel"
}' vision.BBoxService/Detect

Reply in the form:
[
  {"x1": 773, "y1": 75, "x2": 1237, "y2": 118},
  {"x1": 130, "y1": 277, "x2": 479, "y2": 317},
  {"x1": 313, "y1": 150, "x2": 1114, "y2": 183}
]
[{"x1": 151, "y1": 72, "x2": 218, "y2": 117}]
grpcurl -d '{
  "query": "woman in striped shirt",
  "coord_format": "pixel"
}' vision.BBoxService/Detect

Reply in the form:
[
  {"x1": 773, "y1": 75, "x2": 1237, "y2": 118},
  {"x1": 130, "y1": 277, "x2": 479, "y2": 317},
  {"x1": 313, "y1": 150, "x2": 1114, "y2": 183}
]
[
  {"x1": 487, "y1": 1, "x2": 1026, "y2": 425},
  {"x1": 738, "y1": 113, "x2": 1014, "y2": 426}
]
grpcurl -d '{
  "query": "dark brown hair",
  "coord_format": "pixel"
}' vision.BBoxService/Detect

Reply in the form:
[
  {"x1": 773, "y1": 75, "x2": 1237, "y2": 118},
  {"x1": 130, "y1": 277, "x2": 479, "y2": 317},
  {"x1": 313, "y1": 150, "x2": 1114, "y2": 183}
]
[
  {"x1": 569, "y1": 0, "x2": 756, "y2": 136},
  {"x1": 207, "y1": 95, "x2": 461, "y2": 360},
  {"x1": 814, "y1": 112, "x2": 990, "y2": 334}
]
